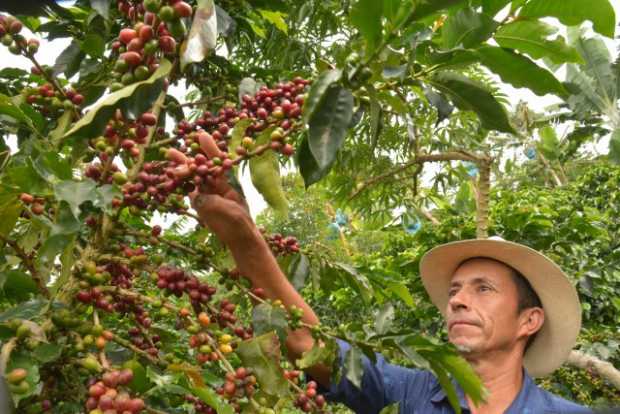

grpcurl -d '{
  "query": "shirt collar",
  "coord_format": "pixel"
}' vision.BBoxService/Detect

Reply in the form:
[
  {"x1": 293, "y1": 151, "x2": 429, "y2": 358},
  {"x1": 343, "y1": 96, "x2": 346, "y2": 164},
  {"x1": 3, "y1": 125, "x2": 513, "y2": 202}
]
[{"x1": 429, "y1": 368, "x2": 541, "y2": 413}]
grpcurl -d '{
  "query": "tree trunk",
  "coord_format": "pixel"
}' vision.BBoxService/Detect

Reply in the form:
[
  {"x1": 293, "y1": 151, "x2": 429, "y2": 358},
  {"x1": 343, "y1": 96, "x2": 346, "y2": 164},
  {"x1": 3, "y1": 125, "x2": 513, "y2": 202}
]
[{"x1": 475, "y1": 160, "x2": 491, "y2": 239}]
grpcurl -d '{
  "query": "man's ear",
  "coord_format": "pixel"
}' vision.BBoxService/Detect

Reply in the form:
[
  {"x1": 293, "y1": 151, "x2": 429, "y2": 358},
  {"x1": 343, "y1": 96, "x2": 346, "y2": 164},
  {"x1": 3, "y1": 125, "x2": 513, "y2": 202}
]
[{"x1": 518, "y1": 307, "x2": 544, "y2": 338}]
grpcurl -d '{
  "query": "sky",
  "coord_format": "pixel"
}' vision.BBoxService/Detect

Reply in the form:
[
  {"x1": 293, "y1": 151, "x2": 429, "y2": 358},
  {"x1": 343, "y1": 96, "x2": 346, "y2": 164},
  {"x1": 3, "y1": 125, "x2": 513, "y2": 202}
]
[{"x1": 0, "y1": 2, "x2": 619, "y2": 225}]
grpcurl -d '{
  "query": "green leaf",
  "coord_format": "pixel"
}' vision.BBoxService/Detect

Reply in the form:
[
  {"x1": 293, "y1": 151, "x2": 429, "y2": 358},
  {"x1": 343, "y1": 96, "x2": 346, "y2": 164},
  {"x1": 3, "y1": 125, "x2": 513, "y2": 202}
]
[
  {"x1": 387, "y1": 282, "x2": 415, "y2": 307},
  {"x1": 377, "y1": 91, "x2": 408, "y2": 114},
  {"x1": 249, "y1": 127, "x2": 288, "y2": 214},
  {"x1": 307, "y1": 85, "x2": 354, "y2": 175},
  {"x1": 437, "y1": 352, "x2": 486, "y2": 406},
  {"x1": 0, "y1": 271, "x2": 38, "y2": 301},
  {"x1": 430, "y1": 72, "x2": 515, "y2": 133},
  {"x1": 0, "y1": 300, "x2": 47, "y2": 322},
  {"x1": 288, "y1": 253, "x2": 310, "y2": 290},
  {"x1": 411, "y1": 0, "x2": 467, "y2": 21},
  {"x1": 344, "y1": 346, "x2": 364, "y2": 389},
  {"x1": 302, "y1": 69, "x2": 343, "y2": 124},
  {"x1": 520, "y1": 0, "x2": 616, "y2": 38},
  {"x1": 33, "y1": 152, "x2": 73, "y2": 182},
  {"x1": 81, "y1": 33, "x2": 105, "y2": 58},
  {"x1": 375, "y1": 302, "x2": 395, "y2": 335},
  {"x1": 50, "y1": 111, "x2": 74, "y2": 145},
  {"x1": 477, "y1": 46, "x2": 568, "y2": 97},
  {"x1": 494, "y1": 20, "x2": 583, "y2": 64},
  {"x1": 228, "y1": 118, "x2": 252, "y2": 160},
  {"x1": 89, "y1": 0, "x2": 110, "y2": 19},
  {"x1": 0, "y1": 201, "x2": 22, "y2": 241},
  {"x1": 429, "y1": 361, "x2": 462, "y2": 414},
  {"x1": 50, "y1": 237, "x2": 76, "y2": 296},
  {"x1": 571, "y1": 33, "x2": 616, "y2": 102},
  {"x1": 350, "y1": 0, "x2": 383, "y2": 53},
  {"x1": 296, "y1": 337, "x2": 338, "y2": 369},
  {"x1": 53, "y1": 40, "x2": 85, "y2": 78},
  {"x1": 482, "y1": 0, "x2": 511, "y2": 16},
  {"x1": 191, "y1": 386, "x2": 234, "y2": 414},
  {"x1": 122, "y1": 360, "x2": 151, "y2": 394},
  {"x1": 297, "y1": 137, "x2": 324, "y2": 187},
  {"x1": 259, "y1": 9, "x2": 289, "y2": 34},
  {"x1": 252, "y1": 303, "x2": 289, "y2": 344},
  {"x1": 379, "y1": 403, "x2": 400, "y2": 414},
  {"x1": 236, "y1": 332, "x2": 289, "y2": 397},
  {"x1": 33, "y1": 343, "x2": 63, "y2": 363},
  {"x1": 0, "y1": 94, "x2": 37, "y2": 132},
  {"x1": 181, "y1": 0, "x2": 216, "y2": 70},
  {"x1": 441, "y1": 8, "x2": 497, "y2": 49},
  {"x1": 609, "y1": 129, "x2": 620, "y2": 164},
  {"x1": 54, "y1": 180, "x2": 98, "y2": 219},
  {"x1": 538, "y1": 125, "x2": 560, "y2": 160},
  {"x1": 64, "y1": 59, "x2": 171, "y2": 140}
]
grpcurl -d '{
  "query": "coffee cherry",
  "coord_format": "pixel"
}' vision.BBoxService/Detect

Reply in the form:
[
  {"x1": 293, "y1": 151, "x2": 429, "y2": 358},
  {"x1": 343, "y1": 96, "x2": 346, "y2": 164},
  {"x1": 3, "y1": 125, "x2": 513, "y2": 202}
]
[
  {"x1": 9, "y1": 20, "x2": 22, "y2": 34},
  {"x1": 19, "y1": 193, "x2": 34, "y2": 204},
  {"x1": 31, "y1": 202, "x2": 45, "y2": 215},
  {"x1": 173, "y1": 1, "x2": 192, "y2": 18},
  {"x1": 121, "y1": 51, "x2": 142, "y2": 67},
  {"x1": 158, "y1": 5, "x2": 175, "y2": 22},
  {"x1": 158, "y1": 35, "x2": 176, "y2": 54},
  {"x1": 119, "y1": 28, "x2": 138, "y2": 45},
  {"x1": 198, "y1": 312, "x2": 210, "y2": 326},
  {"x1": 6, "y1": 368, "x2": 27, "y2": 384},
  {"x1": 140, "y1": 112, "x2": 157, "y2": 126}
]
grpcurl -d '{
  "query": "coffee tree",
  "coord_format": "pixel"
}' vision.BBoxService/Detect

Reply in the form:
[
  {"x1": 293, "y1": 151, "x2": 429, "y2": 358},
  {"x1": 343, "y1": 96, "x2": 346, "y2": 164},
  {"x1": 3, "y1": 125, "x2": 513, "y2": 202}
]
[{"x1": 0, "y1": 0, "x2": 617, "y2": 413}]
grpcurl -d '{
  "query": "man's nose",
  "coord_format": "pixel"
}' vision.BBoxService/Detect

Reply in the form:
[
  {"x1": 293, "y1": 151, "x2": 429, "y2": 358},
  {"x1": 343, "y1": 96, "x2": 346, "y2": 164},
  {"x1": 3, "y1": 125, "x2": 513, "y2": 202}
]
[{"x1": 448, "y1": 288, "x2": 470, "y2": 312}]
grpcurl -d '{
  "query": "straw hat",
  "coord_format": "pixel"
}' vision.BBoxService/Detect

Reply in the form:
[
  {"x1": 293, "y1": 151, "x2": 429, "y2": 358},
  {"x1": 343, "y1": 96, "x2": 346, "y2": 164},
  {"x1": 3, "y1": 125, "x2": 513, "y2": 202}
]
[{"x1": 419, "y1": 237, "x2": 582, "y2": 377}]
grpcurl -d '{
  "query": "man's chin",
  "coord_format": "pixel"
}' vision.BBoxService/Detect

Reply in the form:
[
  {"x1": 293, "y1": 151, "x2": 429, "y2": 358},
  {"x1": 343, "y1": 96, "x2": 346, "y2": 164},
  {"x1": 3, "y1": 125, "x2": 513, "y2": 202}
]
[{"x1": 449, "y1": 337, "x2": 478, "y2": 354}]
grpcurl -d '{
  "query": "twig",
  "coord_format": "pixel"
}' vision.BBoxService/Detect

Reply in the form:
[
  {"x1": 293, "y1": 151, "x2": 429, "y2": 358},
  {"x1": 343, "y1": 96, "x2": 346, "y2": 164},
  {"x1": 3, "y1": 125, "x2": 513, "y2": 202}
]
[
  {"x1": 349, "y1": 151, "x2": 487, "y2": 200},
  {"x1": 0, "y1": 234, "x2": 50, "y2": 297},
  {"x1": 179, "y1": 96, "x2": 225, "y2": 108}
]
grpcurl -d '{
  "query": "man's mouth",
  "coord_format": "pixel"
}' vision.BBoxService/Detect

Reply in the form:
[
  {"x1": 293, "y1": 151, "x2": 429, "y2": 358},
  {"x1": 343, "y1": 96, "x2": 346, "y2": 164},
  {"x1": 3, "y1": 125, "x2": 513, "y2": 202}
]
[{"x1": 448, "y1": 320, "x2": 478, "y2": 330}]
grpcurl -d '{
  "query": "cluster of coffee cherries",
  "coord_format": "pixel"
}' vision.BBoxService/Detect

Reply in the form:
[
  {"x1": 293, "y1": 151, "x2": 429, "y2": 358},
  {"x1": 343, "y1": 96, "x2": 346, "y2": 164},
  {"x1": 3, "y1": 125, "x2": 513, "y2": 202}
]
[
  {"x1": 19, "y1": 192, "x2": 46, "y2": 216},
  {"x1": 84, "y1": 161, "x2": 123, "y2": 186},
  {"x1": 189, "y1": 332, "x2": 221, "y2": 364},
  {"x1": 294, "y1": 381, "x2": 326, "y2": 413},
  {"x1": 184, "y1": 394, "x2": 217, "y2": 413},
  {"x1": 23, "y1": 84, "x2": 84, "y2": 117},
  {"x1": 216, "y1": 367, "x2": 257, "y2": 403},
  {"x1": 95, "y1": 111, "x2": 160, "y2": 163},
  {"x1": 127, "y1": 326, "x2": 160, "y2": 356},
  {"x1": 0, "y1": 14, "x2": 39, "y2": 56},
  {"x1": 76, "y1": 286, "x2": 115, "y2": 313},
  {"x1": 264, "y1": 233, "x2": 300, "y2": 256},
  {"x1": 155, "y1": 265, "x2": 217, "y2": 304},
  {"x1": 110, "y1": 0, "x2": 193, "y2": 90},
  {"x1": 174, "y1": 77, "x2": 310, "y2": 159},
  {"x1": 85, "y1": 369, "x2": 145, "y2": 413}
]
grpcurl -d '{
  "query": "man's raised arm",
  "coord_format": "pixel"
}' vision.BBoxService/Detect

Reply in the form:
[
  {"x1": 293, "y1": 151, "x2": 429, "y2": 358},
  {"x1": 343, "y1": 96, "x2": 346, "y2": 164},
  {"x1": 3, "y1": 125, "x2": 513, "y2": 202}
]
[{"x1": 191, "y1": 185, "x2": 332, "y2": 387}]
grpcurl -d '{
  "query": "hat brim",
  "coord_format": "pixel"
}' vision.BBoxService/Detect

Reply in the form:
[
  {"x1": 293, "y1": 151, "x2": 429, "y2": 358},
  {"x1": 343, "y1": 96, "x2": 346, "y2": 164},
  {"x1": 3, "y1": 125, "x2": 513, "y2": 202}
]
[{"x1": 419, "y1": 239, "x2": 581, "y2": 377}]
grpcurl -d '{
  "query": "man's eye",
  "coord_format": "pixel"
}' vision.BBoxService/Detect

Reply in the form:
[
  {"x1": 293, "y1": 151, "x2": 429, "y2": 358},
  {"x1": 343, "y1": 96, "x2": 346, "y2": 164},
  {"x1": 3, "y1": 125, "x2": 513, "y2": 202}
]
[
  {"x1": 448, "y1": 289, "x2": 458, "y2": 297},
  {"x1": 479, "y1": 285, "x2": 490, "y2": 292}
]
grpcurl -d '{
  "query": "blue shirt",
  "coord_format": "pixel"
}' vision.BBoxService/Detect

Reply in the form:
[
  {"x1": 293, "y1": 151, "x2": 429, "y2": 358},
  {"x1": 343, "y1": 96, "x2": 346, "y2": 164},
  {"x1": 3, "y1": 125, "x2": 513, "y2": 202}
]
[{"x1": 320, "y1": 340, "x2": 592, "y2": 414}]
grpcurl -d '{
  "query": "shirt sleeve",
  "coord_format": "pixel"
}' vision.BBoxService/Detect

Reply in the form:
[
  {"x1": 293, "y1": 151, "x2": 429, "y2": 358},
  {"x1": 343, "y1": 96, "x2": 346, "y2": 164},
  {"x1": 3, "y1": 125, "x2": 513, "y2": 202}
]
[{"x1": 315, "y1": 339, "x2": 432, "y2": 414}]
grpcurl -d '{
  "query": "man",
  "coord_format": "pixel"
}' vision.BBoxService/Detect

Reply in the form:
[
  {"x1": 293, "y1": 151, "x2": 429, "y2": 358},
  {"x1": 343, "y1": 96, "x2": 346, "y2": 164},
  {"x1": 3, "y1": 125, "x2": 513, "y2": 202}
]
[{"x1": 190, "y1": 175, "x2": 592, "y2": 414}]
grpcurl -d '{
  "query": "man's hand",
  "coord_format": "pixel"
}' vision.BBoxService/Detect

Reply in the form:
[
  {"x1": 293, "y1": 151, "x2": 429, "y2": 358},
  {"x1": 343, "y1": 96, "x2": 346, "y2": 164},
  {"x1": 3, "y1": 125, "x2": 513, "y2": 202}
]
[{"x1": 166, "y1": 139, "x2": 257, "y2": 250}]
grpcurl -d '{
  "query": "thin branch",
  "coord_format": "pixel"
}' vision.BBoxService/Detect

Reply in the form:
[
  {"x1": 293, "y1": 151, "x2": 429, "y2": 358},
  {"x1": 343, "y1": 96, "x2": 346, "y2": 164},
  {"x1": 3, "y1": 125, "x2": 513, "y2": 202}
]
[
  {"x1": 179, "y1": 95, "x2": 226, "y2": 108},
  {"x1": 349, "y1": 151, "x2": 487, "y2": 200},
  {"x1": 0, "y1": 234, "x2": 50, "y2": 297}
]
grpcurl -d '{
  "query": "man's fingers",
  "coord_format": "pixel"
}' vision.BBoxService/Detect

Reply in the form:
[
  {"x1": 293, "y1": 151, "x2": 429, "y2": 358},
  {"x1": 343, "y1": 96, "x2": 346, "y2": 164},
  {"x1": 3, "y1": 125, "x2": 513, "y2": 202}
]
[
  {"x1": 173, "y1": 164, "x2": 191, "y2": 179},
  {"x1": 166, "y1": 148, "x2": 188, "y2": 164},
  {"x1": 198, "y1": 131, "x2": 222, "y2": 159}
]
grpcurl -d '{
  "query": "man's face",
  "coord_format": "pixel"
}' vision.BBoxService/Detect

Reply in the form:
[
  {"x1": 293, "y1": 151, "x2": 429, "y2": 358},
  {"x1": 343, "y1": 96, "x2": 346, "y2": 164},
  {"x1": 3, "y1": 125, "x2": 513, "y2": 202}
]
[{"x1": 446, "y1": 258, "x2": 527, "y2": 356}]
